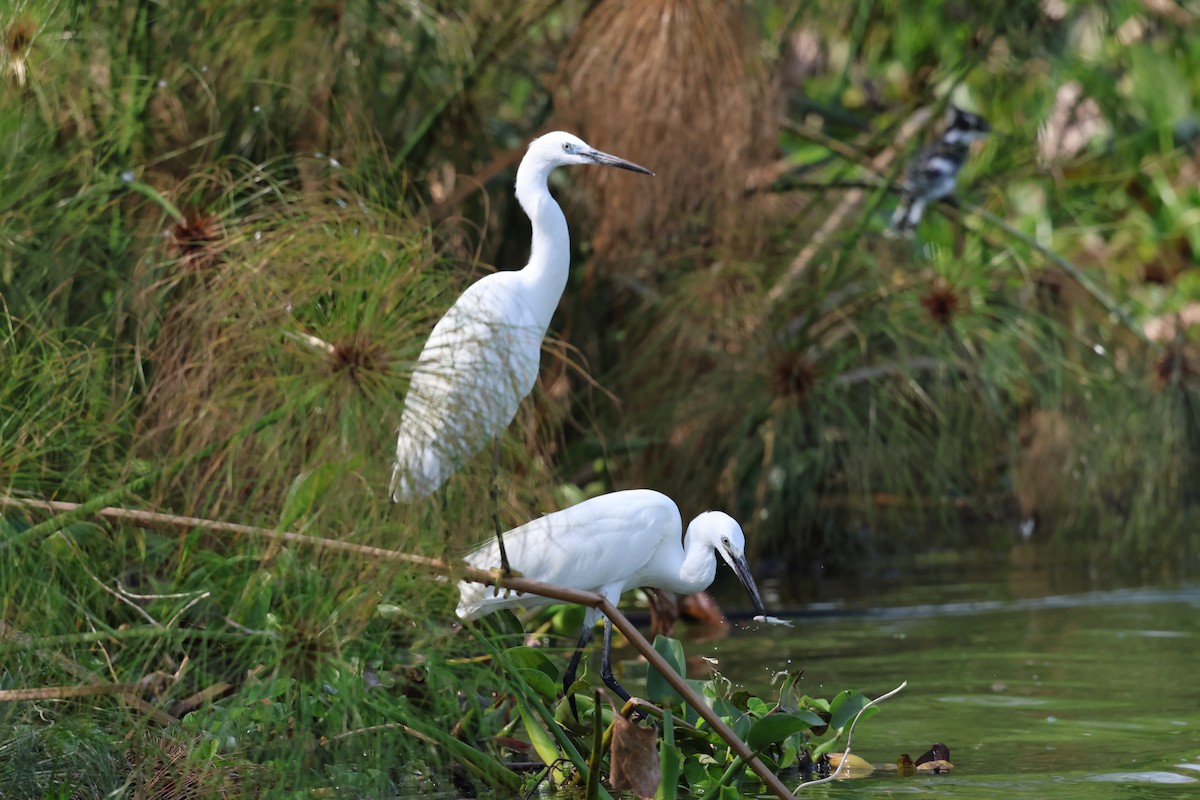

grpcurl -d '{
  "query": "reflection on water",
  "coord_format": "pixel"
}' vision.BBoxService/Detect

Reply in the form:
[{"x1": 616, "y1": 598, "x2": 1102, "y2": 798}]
[{"x1": 603, "y1": 547, "x2": 1200, "y2": 798}]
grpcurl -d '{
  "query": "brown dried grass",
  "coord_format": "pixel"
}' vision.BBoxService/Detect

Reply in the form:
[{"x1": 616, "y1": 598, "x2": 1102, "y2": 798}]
[{"x1": 554, "y1": 0, "x2": 777, "y2": 268}]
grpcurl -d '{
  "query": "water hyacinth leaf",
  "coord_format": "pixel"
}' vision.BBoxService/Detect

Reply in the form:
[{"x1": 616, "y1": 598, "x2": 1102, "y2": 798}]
[
  {"x1": 646, "y1": 635, "x2": 686, "y2": 707},
  {"x1": 609, "y1": 712, "x2": 660, "y2": 800},
  {"x1": 793, "y1": 708, "x2": 825, "y2": 728},
  {"x1": 711, "y1": 695, "x2": 741, "y2": 723},
  {"x1": 746, "y1": 696, "x2": 770, "y2": 716},
  {"x1": 828, "y1": 689, "x2": 876, "y2": 732},
  {"x1": 745, "y1": 712, "x2": 817, "y2": 751},
  {"x1": 516, "y1": 668, "x2": 558, "y2": 701}
]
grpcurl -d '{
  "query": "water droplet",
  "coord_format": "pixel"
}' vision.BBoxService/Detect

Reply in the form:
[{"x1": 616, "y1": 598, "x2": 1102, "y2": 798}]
[
  {"x1": 252, "y1": 104, "x2": 261, "y2": 113},
  {"x1": 1093, "y1": 343, "x2": 1106, "y2": 355},
  {"x1": 329, "y1": 158, "x2": 340, "y2": 168},
  {"x1": 120, "y1": 170, "x2": 135, "y2": 183},
  {"x1": 200, "y1": 65, "x2": 208, "y2": 72},
  {"x1": 156, "y1": 78, "x2": 166, "y2": 88}
]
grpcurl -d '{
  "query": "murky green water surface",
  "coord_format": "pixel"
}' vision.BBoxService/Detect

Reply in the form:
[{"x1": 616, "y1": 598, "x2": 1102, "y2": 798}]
[{"x1": 604, "y1": 556, "x2": 1200, "y2": 798}]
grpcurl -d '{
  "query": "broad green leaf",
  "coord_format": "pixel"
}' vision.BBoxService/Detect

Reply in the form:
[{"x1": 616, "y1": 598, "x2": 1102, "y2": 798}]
[
  {"x1": 646, "y1": 635, "x2": 686, "y2": 707},
  {"x1": 793, "y1": 708, "x2": 825, "y2": 727},
  {"x1": 746, "y1": 713, "x2": 816, "y2": 751},
  {"x1": 829, "y1": 690, "x2": 876, "y2": 732},
  {"x1": 801, "y1": 695, "x2": 831, "y2": 713},
  {"x1": 711, "y1": 696, "x2": 741, "y2": 722},
  {"x1": 516, "y1": 668, "x2": 558, "y2": 701}
]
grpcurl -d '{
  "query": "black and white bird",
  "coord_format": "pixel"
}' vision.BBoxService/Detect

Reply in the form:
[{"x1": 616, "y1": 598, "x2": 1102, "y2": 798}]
[{"x1": 887, "y1": 106, "x2": 990, "y2": 238}]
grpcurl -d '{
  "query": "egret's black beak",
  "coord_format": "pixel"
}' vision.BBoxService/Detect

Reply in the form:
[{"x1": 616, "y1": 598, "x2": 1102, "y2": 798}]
[
  {"x1": 730, "y1": 552, "x2": 768, "y2": 618},
  {"x1": 588, "y1": 149, "x2": 654, "y2": 176}
]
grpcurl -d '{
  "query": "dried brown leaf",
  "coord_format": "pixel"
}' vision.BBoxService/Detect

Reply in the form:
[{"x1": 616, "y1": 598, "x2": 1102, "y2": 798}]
[
  {"x1": 609, "y1": 713, "x2": 660, "y2": 799},
  {"x1": 826, "y1": 751, "x2": 874, "y2": 778}
]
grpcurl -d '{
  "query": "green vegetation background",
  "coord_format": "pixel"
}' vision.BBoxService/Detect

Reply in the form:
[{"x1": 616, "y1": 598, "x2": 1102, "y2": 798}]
[{"x1": 2, "y1": 0, "x2": 1199, "y2": 795}]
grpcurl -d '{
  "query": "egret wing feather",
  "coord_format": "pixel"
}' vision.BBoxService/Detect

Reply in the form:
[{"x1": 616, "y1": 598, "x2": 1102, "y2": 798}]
[
  {"x1": 456, "y1": 490, "x2": 682, "y2": 620},
  {"x1": 392, "y1": 273, "x2": 545, "y2": 500}
]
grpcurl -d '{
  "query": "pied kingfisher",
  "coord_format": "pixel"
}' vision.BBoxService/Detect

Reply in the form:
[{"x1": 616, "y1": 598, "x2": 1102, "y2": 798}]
[{"x1": 888, "y1": 106, "x2": 990, "y2": 237}]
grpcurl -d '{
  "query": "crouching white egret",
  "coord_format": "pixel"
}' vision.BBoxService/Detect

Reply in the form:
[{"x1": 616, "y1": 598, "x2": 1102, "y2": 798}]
[
  {"x1": 390, "y1": 132, "x2": 653, "y2": 575},
  {"x1": 455, "y1": 489, "x2": 768, "y2": 712}
]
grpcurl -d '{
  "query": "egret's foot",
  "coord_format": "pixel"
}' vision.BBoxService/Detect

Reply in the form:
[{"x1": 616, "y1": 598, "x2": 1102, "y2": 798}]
[
  {"x1": 489, "y1": 564, "x2": 522, "y2": 598},
  {"x1": 489, "y1": 529, "x2": 514, "y2": 597}
]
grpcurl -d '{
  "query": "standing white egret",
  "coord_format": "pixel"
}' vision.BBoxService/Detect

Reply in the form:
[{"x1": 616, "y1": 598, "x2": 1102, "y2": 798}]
[
  {"x1": 390, "y1": 132, "x2": 653, "y2": 574},
  {"x1": 456, "y1": 489, "x2": 769, "y2": 711}
]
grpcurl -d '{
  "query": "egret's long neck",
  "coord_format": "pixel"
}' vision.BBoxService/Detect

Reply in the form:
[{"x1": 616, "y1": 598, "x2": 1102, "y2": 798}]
[
  {"x1": 672, "y1": 535, "x2": 718, "y2": 595},
  {"x1": 515, "y1": 159, "x2": 570, "y2": 332}
]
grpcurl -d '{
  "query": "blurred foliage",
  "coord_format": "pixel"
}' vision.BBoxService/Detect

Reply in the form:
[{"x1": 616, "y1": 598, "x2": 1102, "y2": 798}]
[{"x1": 3, "y1": 0, "x2": 1200, "y2": 795}]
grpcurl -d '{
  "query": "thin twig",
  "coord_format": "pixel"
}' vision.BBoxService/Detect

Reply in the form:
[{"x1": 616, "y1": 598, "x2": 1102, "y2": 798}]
[
  {"x1": 170, "y1": 681, "x2": 236, "y2": 717},
  {"x1": 0, "y1": 682, "x2": 143, "y2": 702},
  {"x1": 85, "y1": 570, "x2": 162, "y2": 627},
  {"x1": 114, "y1": 581, "x2": 207, "y2": 601},
  {"x1": 795, "y1": 680, "x2": 908, "y2": 791},
  {"x1": 164, "y1": 591, "x2": 211, "y2": 629}
]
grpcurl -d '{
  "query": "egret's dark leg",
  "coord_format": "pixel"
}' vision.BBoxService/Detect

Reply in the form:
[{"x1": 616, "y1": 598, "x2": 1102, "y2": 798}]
[
  {"x1": 490, "y1": 437, "x2": 512, "y2": 577},
  {"x1": 563, "y1": 624, "x2": 595, "y2": 720},
  {"x1": 599, "y1": 617, "x2": 632, "y2": 703},
  {"x1": 438, "y1": 492, "x2": 451, "y2": 559}
]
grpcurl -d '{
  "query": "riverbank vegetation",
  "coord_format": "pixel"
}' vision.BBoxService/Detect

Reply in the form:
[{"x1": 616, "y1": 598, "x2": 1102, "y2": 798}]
[{"x1": 3, "y1": 0, "x2": 1199, "y2": 795}]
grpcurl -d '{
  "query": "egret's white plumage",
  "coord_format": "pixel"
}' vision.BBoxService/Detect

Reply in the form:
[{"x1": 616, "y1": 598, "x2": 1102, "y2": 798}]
[
  {"x1": 455, "y1": 489, "x2": 767, "y2": 705},
  {"x1": 390, "y1": 132, "x2": 652, "y2": 502}
]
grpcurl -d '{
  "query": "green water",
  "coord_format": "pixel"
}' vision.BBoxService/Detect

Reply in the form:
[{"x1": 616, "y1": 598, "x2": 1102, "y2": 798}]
[{"x1": 609, "y1": 556, "x2": 1200, "y2": 798}]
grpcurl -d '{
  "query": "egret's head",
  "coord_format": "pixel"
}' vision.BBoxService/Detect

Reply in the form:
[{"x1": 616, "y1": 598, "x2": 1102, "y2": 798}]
[
  {"x1": 527, "y1": 131, "x2": 654, "y2": 175},
  {"x1": 690, "y1": 511, "x2": 767, "y2": 617}
]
